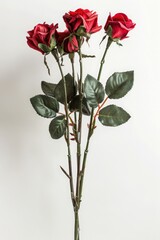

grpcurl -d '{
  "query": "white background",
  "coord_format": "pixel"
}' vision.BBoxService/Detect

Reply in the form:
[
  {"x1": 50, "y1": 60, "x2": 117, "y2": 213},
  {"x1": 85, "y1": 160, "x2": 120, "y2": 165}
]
[{"x1": 0, "y1": 0, "x2": 160, "y2": 240}]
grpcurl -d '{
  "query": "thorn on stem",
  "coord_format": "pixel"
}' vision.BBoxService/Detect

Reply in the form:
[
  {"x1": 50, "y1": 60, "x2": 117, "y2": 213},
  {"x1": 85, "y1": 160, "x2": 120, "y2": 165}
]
[
  {"x1": 69, "y1": 123, "x2": 75, "y2": 126},
  {"x1": 70, "y1": 133, "x2": 75, "y2": 136},
  {"x1": 70, "y1": 137, "x2": 76, "y2": 141}
]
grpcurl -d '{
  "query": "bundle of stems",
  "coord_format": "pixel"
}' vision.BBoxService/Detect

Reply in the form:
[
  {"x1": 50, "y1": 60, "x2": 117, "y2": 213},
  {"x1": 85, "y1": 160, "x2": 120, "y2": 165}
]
[{"x1": 51, "y1": 37, "x2": 112, "y2": 240}]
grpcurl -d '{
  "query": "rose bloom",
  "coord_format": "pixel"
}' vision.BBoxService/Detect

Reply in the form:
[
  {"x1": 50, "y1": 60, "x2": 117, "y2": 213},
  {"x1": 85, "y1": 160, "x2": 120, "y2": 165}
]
[
  {"x1": 104, "y1": 13, "x2": 135, "y2": 40},
  {"x1": 56, "y1": 30, "x2": 79, "y2": 53},
  {"x1": 63, "y1": 8, "x2": 102, "y2": 35},
  {"x1": 27, "y1": 22, "x2": 58, "y2": 54}
]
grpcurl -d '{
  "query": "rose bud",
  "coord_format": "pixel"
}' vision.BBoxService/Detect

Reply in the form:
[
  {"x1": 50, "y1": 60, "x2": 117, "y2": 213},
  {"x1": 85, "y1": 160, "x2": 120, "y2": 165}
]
[
  {"x1": 104, "y1": 13, "x2": 136, "y2": 40},
  {"x1": 56, "y1": 30, "x2": 79, "y2": 53},
  {"x1": 63, "y1": 8, "x2": 102, "y2": 38},
  {"x1": 27, "y1": 22, "x2": 58, "y2": 54}
]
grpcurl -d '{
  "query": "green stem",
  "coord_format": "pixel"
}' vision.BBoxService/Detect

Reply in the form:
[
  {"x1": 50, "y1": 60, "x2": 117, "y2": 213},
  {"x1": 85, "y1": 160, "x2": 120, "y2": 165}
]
[
  {"x1": 97, "y1": 37, "x2": 112, "y2": 81},
  {"x1": 76, "y1": 40, "x2": 83, "y2": 203},
  {"x1": 74, "y1": 210, "x2": 80, "y2": 240},
  {"x1": 52, "y1": 50, "x2": 75, "y2": 207},
  {"x1": 79, "y1": 108, "x2": 94, "y2": 204},
  {"x1": 71, "y1": 58, "x2": 75, "y2": 81},
  {"x1": 71, "y1": 59, "x2": 78, "y2": 142},
  {"x1": 79, "y1": 37, "x2": 112, "y2": 206},
  {"x1": 71, "y1": 55, "x2": 80, "y2": 240}
]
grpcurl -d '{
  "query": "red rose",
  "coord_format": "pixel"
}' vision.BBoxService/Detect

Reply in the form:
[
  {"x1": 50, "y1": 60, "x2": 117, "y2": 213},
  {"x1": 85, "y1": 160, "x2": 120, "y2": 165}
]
[
  {"x1": 104, "y1": 13, "x2": 135, "y2": 40},
  {"x1": 56, "y1": 30, "x2": 79, "y2": 53},
  {"x1": 27, "y1": 22, "x2": 58, "y2": 54},
  {"x1": 63, "y1": 8, "x2": 102, "y2": 36}
]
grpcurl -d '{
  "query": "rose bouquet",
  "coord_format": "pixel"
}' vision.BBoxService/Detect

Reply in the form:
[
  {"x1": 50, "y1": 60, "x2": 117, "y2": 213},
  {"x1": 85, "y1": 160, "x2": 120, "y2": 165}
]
[{"x1": 27, "y1": 8, "x2": 135, "y2": 240}]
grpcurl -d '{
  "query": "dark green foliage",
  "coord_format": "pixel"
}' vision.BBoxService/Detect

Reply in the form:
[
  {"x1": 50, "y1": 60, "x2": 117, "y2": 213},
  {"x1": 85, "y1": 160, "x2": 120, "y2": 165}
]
[
  {"x1": 84, "y1": 74, "x2": 105, "y2": 108},
  {"x1": 41, "y1": 81, "x2": 57, "y2": 97},
  {"x1": 69, "y1": 95, "x2": 91, "y2": 116},
  {"x1": 49, "y1": 115, "x2": 67, "y2": 139},
  {"x1": 98, "y1": 104, "x2": 131, "y2": 126},
  {"x1": 30, "y1": 95, "x2": 59, "y2": 118},
  {"x1": 105, "y1": 71, "x2": 134, "y2": 99},
  {"x1": 54, "y1": 73, "x2": 77, "y2": 104}
]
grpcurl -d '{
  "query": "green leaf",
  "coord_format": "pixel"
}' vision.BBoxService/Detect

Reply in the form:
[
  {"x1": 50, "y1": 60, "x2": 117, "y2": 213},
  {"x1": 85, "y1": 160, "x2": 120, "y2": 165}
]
[
  {"x1": 84, "y1": 74, "x2": 105, "y2": 108},
  {"x1": 49, "y1": 115, "x2": 67, "y2": 139},
  {"x1": 30, "y1": 95, "x2": 59, "y2": 118},
  {"x1": 41, "y1": 81, "x2": 57, "y2": 97},
  {"x1": 38, "y1": 43, "x2": 51, "y2": 53},
  {"x1": 105, "y1": 71, "x2": 134, "y2": 99},
  {"x1": 54, "y1": 73, "x2": 77, "y2": 104},
  {"x1": 68, "y1": 95, "x2": 91, "y2": 116},
  {"x1": 98, "y1": 105, "x2": 131, "y2": 127}
]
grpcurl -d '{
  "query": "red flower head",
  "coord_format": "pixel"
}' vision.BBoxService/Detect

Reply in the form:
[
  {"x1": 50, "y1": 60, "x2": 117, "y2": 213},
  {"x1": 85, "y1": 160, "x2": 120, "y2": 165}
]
[
  {"x1": 56, "y1": 30, "x2": 79, "y2": 53},
  {"x1": 104, "y1": 13, "x2": 136, "y2": 40},
  {"x1": 63, "y1": 8, "x2": 102, "y2": 37},
  {"x1": 27, "y1": 22, "x2": 58, "y2": 54}
]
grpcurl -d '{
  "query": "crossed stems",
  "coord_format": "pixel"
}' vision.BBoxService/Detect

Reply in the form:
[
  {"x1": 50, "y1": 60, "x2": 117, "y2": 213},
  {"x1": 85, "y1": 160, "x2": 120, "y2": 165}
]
[{"x1": 52, "y1": 36, "x2": 112, "y2": 240}]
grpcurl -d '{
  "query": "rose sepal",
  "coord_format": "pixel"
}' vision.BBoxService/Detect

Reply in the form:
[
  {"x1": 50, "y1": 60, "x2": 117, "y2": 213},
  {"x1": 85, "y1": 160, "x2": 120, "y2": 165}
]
[
  {"x1": 76, "y1": 26, "x2": 91, "y2": 39},
  {"x1": 38, "y1": 36, "x2": 57, "y2": 54},
  {"x1": 50, "y1": 35, "x2": 57, "y2": 49},
  {"x1": 38, "y1": 43, "x2": 51, "y2": 54}
]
